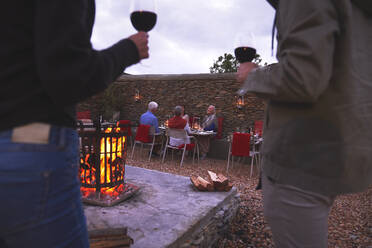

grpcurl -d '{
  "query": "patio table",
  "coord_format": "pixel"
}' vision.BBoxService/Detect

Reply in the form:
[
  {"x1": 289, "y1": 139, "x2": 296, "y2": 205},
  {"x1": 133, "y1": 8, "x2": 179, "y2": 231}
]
[{"x1": 189, "y1": 130, "x2": 216, "y2": 136}]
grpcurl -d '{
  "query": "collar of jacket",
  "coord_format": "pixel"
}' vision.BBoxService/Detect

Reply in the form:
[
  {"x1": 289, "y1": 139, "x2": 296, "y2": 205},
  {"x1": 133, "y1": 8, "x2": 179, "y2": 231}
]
[{"x1": 352, "y1": 0, "x2": 372, "y2": 16}]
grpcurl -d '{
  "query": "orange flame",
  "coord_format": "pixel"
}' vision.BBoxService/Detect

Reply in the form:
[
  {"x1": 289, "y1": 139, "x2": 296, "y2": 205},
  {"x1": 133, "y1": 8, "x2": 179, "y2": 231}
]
[
  {"x1": 80, "y1": 126, "x2": 127, "y2": 198},
  {"x1": 193, "y1": 122, "x2": 202, "y2": 131}
]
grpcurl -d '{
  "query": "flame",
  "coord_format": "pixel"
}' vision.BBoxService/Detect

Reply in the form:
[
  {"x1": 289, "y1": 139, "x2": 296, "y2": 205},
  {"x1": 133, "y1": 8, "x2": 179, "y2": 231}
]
[
  {"x1": 80, "y1": 126, "x2": 127, "y2": 198},
  {"x1": 237, "y1": 96, "x2": 244, "y2": 108},
  {"x1": 134, "y1": 90, "x2": 140, "y2": 101},
  {"x1": 100, "y1": 127, "x2": 125, "y2": 184},
  {"x1": 193, "y1": 122, "x2": 202, "y2": 131},
  {"x1": 80, "y1": 184, "x2": 127, "y2": 199}
]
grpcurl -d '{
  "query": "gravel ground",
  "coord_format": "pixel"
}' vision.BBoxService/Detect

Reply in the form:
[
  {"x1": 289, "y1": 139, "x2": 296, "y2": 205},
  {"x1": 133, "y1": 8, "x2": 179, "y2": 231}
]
[{"x1": 126, "y1": 152, "x2": 372, "y2": 248}]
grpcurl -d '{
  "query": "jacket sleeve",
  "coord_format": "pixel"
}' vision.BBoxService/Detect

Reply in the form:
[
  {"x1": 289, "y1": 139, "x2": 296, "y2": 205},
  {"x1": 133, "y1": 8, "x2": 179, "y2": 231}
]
[
  {"x1": 34, "y1": 0, "x2": 139, "y2": 107},
  {"x1": 240, "y1": 0, "x2": 340, "y2": 103}
]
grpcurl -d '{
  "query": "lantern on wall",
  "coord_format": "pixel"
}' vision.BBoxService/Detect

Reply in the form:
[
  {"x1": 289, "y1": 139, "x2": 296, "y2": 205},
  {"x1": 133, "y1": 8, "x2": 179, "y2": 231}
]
[
  {"x1": 236, "y1": 95, "x2": 245, "y2": 109},
  {"x1": 134, "y1": 89, "x2": 141, "y2": 102}
]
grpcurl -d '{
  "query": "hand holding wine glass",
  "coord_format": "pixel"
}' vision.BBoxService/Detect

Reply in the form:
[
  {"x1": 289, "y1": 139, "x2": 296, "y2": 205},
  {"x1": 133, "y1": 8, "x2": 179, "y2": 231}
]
[
  {"x1": 128, "y1": 32, "x2": 149, "y2": 59},
  {"x1": 236, "y1": 62, "x2": 258, "y2": 83},
  {"x1": 130, "y1": 0, "x2": 157, "y2": 65}
]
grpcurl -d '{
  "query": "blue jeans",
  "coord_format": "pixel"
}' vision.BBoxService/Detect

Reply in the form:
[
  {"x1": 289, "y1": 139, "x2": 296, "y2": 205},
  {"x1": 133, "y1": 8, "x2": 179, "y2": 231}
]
[{"x1": 0, "y1": 126, "x2": 89, "y2": 248}]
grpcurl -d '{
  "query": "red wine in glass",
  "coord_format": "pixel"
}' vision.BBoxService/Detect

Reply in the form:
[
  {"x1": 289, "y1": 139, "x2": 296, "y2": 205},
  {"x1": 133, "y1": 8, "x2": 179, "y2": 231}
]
[
  {"x1": 234, "y1": 46, "x2": 256, "y2": 63},
  {"x1": 130, "y1": 11, "x2": 157, "y2": 32}
]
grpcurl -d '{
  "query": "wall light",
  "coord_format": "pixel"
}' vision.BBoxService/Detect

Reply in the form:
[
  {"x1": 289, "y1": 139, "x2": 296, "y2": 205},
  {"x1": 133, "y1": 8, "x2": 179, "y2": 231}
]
[
  {"x1": 134, "y1": 89, "x2": 141, "y2": 102},
  {"x1": 236, "y1": 95, "x2": 245, "y2": 109}
]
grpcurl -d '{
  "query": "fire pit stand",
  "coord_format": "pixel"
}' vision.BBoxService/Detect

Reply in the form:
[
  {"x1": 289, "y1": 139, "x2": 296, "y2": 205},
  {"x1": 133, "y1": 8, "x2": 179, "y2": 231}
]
[{"x1": 78, "y1": 120, "x2": 139, "y2": 207}]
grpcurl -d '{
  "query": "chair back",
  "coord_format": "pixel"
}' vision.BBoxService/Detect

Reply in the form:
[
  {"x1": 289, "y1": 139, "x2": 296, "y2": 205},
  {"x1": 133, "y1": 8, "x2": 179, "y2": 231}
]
[
  {"x1": 77, "y1": 110, "x2": 91, "y2": 120},
  {"x1": 117, "y1": 120, "x2": 132, "y2": 136},
  {"x1": 254, "y1": 120, "x2": 264, "y2": 136},
  {"x1": 231, "y1": 132, "x2": 251, "y2": 157},
  {"x1": 216, "y1": 117, "x2": 224, "y2": 139},
  {"x1": 166, "y1": 128, "x2": 188, "y2": 143},
  {"x1": 135, "y1": 124, "x2": 152, "y2": 143},
  {"x1": 189, "y1": 116, "x2": 194, "y2": 128}
]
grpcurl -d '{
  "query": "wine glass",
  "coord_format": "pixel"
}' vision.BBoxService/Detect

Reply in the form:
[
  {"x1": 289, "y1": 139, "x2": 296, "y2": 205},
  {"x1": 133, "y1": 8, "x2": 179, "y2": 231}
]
[
  {"x1": 235, "y1": 32, "x2": 257, "y2": 96},
  {"x1": 234, "y1": 32, "x2": 257, "y2": 64},
  {"x1": 130, "y1": 0, "x2": 157, "y2": 32},
  {"x1": 130, "y1": 0, "x2": 157, "y2": 66}
]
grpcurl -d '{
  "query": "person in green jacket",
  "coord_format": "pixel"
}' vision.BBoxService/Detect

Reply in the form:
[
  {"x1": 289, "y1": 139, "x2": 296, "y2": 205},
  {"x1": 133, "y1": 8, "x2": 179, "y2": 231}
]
[{"x1": 237, "y1": 0, "x2": 372, "y2": 247}]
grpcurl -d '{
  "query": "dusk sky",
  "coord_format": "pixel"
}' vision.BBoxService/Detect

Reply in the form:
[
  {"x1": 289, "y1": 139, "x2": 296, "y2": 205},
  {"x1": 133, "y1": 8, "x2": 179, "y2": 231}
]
[{"x1": 91, "y1": 0, "x2": 277, "y2": 75}]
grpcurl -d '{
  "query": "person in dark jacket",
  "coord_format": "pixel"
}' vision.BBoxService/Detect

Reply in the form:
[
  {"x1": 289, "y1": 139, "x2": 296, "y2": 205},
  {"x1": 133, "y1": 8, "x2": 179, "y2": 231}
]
[
  {"x1": 201, "y1": 105, "x2": 218, "y2": 132},
  {"x1": 0, "y1": 1, "x2": 149, "y2": 247},
  {"x1": 198, "y1": 105, "x2": 218, "y2": 159},
  {"x1": 237, "y1": 0, "x2": 372, "y2": 247}
]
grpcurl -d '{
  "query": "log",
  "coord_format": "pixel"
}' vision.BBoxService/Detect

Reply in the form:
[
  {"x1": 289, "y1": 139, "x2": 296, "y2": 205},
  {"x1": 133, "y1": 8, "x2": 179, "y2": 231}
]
[
  {"x1": 90, "y1": 238, "x2": 132, "y2": 248},
  {"x1": 215, "y1": 182, "x2": 233, "y2": 192},
  {"x1": 190, "y1": 175, "x2": 214, "y2": 191},
  {"x1": 190, "y1": 175, "x2": 201, "y2": 190},
  {"x1": 89, "y1": 228, "x2": 133, "y2": 248},
  {"x1": 89, "y1": 228, "x2": 127, "y2": 239},
  {"x1": 198, "y1": 176, "x2": 214, "y2": 191},
  {"x1": 207, "y1": 171, "x2": 228, "y2": 188},
  {"x1": 217, "y1": 173, "x2": 228, "y2": 184}
]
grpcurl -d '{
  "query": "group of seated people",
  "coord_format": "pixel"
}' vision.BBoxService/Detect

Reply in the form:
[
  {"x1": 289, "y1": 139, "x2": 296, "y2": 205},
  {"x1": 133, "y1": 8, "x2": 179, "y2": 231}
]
[{"x1": 139, "y1": 101, "x2": 218, "y2": 159}]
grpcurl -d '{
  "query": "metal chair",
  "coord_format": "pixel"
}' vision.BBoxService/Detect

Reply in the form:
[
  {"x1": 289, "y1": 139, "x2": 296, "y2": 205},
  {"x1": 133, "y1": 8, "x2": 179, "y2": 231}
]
[
  {"x1": 254, "y1": 120, "x2": 264, "y2": 137},
  {"x1": 250, "y1": 134, "x2": 262, "y2": 177},
  {"x1": 130, "y1": 124, "x2": 163, "y2": 162},
  {"x1": 161, "y1": 128, "x2": 199, "y2": 167},
  {"x1": 117, "y1": 120, "x2": 133, "y2": 147},
  {"x1": 226, "y1": 132, "x2": 260, "y2": 176},
  {"x1": 215, "y1": 117, "x2": 224, "y2": 139}
]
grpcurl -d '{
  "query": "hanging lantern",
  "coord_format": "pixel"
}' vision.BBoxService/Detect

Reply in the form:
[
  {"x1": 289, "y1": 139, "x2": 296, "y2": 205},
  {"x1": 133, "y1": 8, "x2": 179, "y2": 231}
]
[
  {"x1": 236, "y1": 95, "x2": 245, "y2": 109},
  {"x1": 134, "y1": 89, "x2": 141, "y2": 102}
]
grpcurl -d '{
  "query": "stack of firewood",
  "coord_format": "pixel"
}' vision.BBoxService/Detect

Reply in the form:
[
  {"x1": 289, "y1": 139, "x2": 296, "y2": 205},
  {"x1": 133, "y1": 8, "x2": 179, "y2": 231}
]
[
  {"x1": 89, "y1": 228, "x2": 133, "y2": 248},
  {"x1": 190, "y1": 170, "x2": 233, "y2": 192}
]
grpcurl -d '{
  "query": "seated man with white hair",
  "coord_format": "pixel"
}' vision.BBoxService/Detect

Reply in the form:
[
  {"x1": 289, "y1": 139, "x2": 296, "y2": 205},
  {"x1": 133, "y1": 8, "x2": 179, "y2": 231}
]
[
  {"x1": 139, "y1": 101, "x2": 161, "y2": 156},
  {"x1": 202, "y1": 105, "x2": 218, "y2": 132},
  {"x1": 199, "y1": 105, "x2": 218, "y2": 159},
  {"x1": 140, "y1": 101, "x2": 159, "y2": 134}
]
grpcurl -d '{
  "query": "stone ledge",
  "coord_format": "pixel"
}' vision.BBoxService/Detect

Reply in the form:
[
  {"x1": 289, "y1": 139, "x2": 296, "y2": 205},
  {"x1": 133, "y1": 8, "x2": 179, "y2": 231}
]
[
  {"x1": 177, "y1": 193, "x2": 240, "y2": 248},
  {"x1": 84, "y1": 165, "x2": 239, "y2": 248}
]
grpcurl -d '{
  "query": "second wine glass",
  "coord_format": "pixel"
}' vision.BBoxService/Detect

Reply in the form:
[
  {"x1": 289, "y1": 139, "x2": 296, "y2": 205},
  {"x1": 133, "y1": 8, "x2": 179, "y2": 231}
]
[
  {"x1": 235, "y1": 32, "x2": 257, "y2": 96},
  {"x1": 234, "y1": 32, "x2": 257, "y2": 63}
]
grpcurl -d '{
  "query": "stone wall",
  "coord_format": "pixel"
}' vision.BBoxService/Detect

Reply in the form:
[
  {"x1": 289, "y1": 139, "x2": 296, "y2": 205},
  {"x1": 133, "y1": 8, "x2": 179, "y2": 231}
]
[
  {"x1": 177, "y1": 192, "x2": 240, "y2": 248},
  {"x1": 78, "y1": 73, "x2": 265, "y2": 138}
]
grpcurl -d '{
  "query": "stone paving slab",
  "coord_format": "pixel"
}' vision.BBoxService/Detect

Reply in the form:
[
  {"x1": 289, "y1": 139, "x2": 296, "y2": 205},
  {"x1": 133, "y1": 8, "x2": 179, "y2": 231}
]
[{"x1": 84, "y1": 165, "x2": 238, "y2": 248}]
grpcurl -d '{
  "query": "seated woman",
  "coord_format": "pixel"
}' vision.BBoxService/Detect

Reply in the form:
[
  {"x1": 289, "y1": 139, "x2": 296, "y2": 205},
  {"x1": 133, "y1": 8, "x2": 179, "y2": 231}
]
[{"x1": 168, "y1": 106, "x2": 191, "y2": 147}]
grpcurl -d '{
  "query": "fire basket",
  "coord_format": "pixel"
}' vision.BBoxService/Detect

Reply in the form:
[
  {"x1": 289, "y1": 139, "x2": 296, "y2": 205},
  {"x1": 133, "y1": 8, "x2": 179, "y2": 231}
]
[{"x1": 78, "y1": 120, "x2": 139, "y2": 207}]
